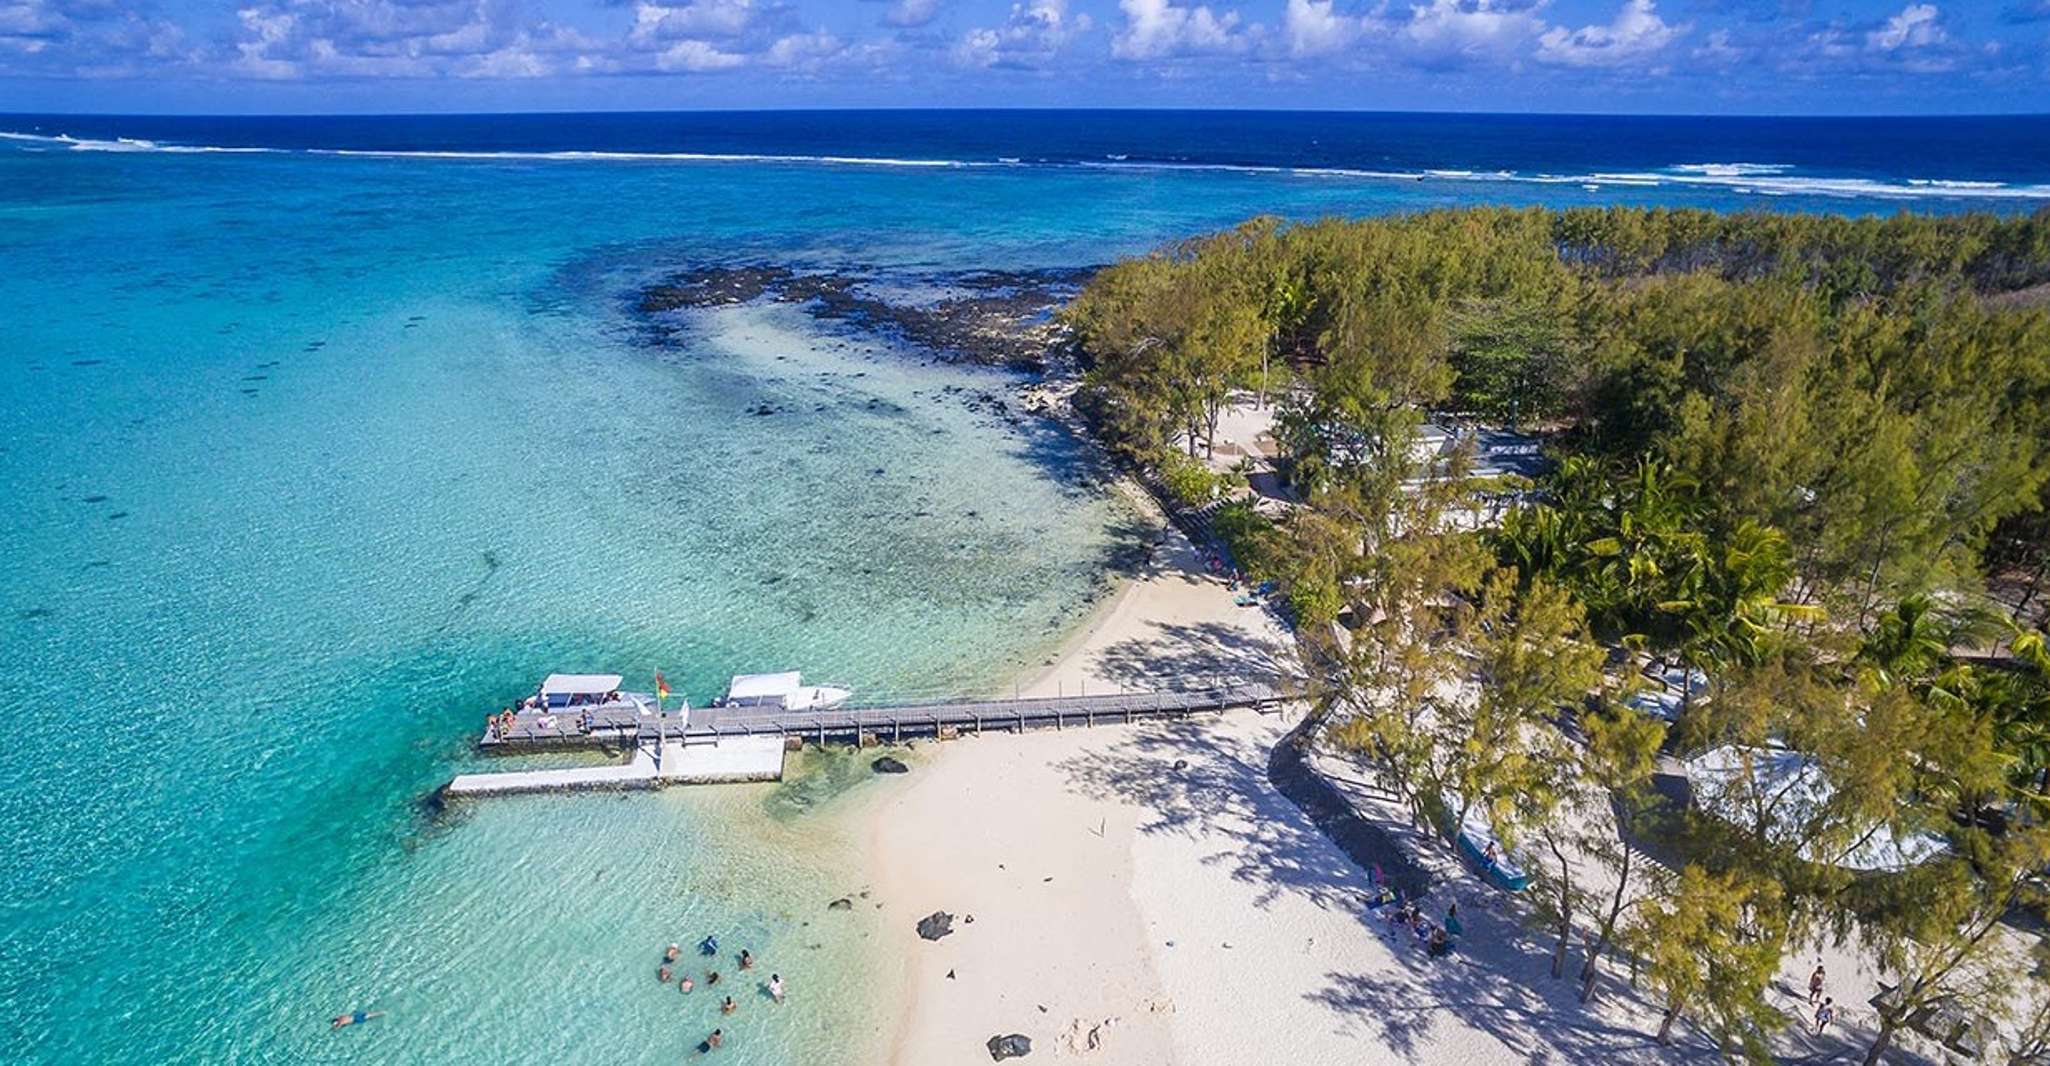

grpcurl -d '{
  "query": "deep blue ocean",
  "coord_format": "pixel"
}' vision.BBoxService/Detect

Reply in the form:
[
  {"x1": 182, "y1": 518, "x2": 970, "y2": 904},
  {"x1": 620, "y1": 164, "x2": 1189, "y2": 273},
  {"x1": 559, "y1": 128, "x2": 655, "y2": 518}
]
[
  {"x1": 7, "y1": 109, "x2": 2050, "y2": 202},
  {"x1": 1, "y1": 110, "x2": 2043, "y2": 1066}
]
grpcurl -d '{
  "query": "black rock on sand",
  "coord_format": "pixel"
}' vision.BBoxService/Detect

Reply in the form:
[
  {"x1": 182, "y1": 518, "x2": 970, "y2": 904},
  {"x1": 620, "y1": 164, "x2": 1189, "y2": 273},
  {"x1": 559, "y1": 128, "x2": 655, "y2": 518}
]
[
  {"x1": 987, "y1": 1033, "x2": 1033, "y2": 1061},
  {"x1": 916, "y1": 911, "x2": 954, "y2": 941}
]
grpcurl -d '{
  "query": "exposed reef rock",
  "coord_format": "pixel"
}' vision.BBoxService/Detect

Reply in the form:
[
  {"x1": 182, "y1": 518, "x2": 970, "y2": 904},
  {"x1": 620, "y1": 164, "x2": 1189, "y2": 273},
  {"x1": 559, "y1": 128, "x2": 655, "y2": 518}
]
[{"x1": 637, "y1": 264, "x2": 1097, "y2": 371}]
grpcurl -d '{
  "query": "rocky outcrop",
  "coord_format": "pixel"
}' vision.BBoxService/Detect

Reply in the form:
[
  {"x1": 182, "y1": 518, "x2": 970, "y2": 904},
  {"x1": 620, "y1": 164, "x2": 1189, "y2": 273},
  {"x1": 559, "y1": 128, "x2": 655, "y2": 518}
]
[{"x1": 637, "y1": 264, "x2": 1097, "y2": 371}]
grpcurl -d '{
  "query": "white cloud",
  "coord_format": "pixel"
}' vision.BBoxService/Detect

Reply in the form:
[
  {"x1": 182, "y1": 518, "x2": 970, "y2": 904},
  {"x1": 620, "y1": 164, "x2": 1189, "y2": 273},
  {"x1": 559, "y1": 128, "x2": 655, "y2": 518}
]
[
  {"x1": 1282, "y1": 0, "x2": 1361, "y2": 57},
  {"x1": 630, "y1": 0, "x2": 763, "y2": 44},
  {"x1": 1111, "y1": 0, "x2": 1245, "y2": 60},
  {"x1": 763, "y1": 29, "x2": 846, "y2": 68},
  {"x1": 656, "y1": 36, "x2": 744, "y2": 69},
  {"x1": 1535, "y1": 0, "x2": 1684, "y2": 68},
  {"x1": 955, "y1": 0, "x2": 1088, "y2": 69},
  {"x1": 887, "y1": 0, "x2": 942, "y2": 28},
  {"x1": 1866, "y1": 3, "x2": 1944, "y2": 51},
  {"x1": 1402, "y1": 0, "x2": 1544, "y2": 68},
  {"x1": 1692, "y1": 27, "x2": 1742, "y2": 65}
]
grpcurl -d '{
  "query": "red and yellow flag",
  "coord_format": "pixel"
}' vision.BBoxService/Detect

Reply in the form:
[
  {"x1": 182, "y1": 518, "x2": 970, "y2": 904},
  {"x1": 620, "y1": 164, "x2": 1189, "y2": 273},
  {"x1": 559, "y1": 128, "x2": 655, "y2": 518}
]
[{"x1": 655, "y1": 672, "x2": 671, "y2": 700}]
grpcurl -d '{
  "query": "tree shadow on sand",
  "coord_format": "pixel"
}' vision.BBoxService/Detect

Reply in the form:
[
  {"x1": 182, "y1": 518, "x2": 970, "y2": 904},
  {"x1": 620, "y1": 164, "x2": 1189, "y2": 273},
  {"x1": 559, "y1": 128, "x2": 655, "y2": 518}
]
[
  {"x1": 1053, "y1": 716, "x2": 1930, "y2": 1065},
  {"x1": 1087, "y1": 620, "x2": 1291, "y2": 691}
]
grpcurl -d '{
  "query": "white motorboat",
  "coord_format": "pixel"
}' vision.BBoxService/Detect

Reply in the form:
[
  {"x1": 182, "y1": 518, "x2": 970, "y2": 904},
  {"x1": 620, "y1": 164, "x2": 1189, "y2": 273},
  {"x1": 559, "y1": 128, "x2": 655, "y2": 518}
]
[{"x1": 717, "y1": 671, "x2": 852, "y2": 711}]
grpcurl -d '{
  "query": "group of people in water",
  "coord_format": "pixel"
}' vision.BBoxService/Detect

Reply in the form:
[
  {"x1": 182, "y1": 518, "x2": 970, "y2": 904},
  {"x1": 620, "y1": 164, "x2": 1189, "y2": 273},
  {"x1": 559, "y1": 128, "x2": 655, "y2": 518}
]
[{"x1": 660, "y1": 936, "x2": 785, "y2": 1054}]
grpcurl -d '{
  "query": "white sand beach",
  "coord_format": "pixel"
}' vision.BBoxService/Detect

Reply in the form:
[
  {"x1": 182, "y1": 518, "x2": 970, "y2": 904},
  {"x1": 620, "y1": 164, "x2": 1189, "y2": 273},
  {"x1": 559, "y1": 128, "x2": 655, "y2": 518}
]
[{"x1": 859, "y1": 494, "x2": 1762, "y2": 1066}]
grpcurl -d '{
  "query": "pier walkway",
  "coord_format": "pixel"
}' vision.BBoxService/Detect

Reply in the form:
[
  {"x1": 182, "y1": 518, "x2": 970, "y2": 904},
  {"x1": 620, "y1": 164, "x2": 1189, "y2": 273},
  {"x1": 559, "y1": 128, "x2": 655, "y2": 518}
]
[
  {"x1": 447, "y1": 681, "x2": 1291, "y2": 799},
  {"x1": 476, "y1": 681, "x2": 1289, "y2": 753},
  {"x1": 448, "y1": 684, "x2": 1287, "y2": 799}
]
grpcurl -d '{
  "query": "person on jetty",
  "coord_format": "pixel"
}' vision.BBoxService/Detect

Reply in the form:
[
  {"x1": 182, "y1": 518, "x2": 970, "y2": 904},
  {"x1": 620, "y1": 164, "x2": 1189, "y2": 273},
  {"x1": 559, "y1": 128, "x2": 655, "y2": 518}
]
[
  {"x1": 698, "y1": 1029, "x2": 723, "y2": 1054},
  {"x1": 720, "y1": 996, "x2": 737, "y2": 1015},
  {"x1": 738, "y1": 950, "x2": 754, "y2": 970},
  {"x1": 768, "y1": 975, "x2": 784, "y2": 1004},
  {"x1": 330, "y1": 1010, "x2": 385, "y2": 1030}
]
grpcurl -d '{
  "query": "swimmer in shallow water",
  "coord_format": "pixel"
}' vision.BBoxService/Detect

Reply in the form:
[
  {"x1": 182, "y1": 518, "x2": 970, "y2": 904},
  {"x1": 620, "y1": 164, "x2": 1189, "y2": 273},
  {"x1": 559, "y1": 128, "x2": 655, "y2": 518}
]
[
  {"x1": 721, "y1": 996, "x2": 737, "y2": 1015},
  {"x1": 331, "y1": 1010, "x2": 385, "y2": 1030},
  {"x1": 665, "y1": 943, "x2": 681, "y2": 963}
]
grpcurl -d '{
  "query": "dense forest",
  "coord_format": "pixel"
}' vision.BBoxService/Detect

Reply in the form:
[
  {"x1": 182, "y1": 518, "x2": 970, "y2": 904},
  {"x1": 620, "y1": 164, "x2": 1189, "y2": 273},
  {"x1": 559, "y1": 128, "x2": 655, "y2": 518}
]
[{"x1": 1065, "y1": 206, "x2": 2050, "y2": 1063}]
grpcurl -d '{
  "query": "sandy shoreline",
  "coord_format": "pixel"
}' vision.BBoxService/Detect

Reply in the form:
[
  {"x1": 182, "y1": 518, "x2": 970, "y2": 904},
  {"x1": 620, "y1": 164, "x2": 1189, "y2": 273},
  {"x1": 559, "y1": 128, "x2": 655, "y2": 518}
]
[{"x1": 840, "y1": 478, "x2": 1732, "y2": 1065}]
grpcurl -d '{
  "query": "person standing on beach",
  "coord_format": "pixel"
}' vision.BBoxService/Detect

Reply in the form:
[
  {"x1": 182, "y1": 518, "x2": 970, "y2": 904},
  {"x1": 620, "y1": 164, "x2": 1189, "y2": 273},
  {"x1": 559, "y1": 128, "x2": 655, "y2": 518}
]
[
  {"x1": 1808, "y1": 964, "x2": 1826, "y2": 1004},
  {"x1": 1814, "y1": 997, "x2": 1835, "y2": 1035}
]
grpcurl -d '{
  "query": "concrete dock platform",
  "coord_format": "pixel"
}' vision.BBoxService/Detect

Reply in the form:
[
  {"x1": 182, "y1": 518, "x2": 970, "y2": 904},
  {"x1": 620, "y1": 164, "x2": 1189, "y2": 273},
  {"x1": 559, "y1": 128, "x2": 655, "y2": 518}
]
[{"x1": 446, "y1": 735, "x2": 786, "y2": 798}]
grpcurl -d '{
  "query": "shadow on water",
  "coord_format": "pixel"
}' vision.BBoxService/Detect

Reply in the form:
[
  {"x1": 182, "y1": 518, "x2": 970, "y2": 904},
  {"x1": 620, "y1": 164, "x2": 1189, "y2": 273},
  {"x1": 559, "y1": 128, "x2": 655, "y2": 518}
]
[{"x1": 761, "y1": 743, "x2": 918, "y2": 822}]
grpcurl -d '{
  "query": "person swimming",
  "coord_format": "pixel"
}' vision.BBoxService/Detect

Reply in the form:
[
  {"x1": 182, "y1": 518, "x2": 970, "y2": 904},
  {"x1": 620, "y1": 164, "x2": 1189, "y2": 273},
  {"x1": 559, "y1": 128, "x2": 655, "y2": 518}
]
[
  {"x1": 768, "y1": 975, "x2": 785, "y2": 1004},
  {"x1": 699, "y1": 935, "x2": 719, "y2": 956},
  {"x1": 659, "y1": 965, "x2": 673, "y2": 984},
  {"x1": 665, "y1": 943, "x2": 681, "y2": 963},
  {"x1": 706, "y1": 971, "x2": 721, "y2": 986},
  {"x1": 679, "y1": 977, "x2": 695, "y2": 994},
  {"x1": 330, "y1": 1010, "x2": 385, "y2": 1030},
  {"x1": 738, "y1": 950, "x2": 754, "y2": 970},
  {"x1": 697, "y1": 1028, "x2": 724, "y2": 1054},
  {"x1": 720, "y1": 996, "x2": 737, "y2": 1015}
]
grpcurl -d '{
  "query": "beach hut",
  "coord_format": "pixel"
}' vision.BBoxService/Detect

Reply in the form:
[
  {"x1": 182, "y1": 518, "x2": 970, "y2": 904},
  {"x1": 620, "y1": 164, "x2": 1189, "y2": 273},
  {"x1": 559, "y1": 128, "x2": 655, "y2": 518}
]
[{"x1": 1684, "y1": 745, "x2": 1947, "y2": 872}]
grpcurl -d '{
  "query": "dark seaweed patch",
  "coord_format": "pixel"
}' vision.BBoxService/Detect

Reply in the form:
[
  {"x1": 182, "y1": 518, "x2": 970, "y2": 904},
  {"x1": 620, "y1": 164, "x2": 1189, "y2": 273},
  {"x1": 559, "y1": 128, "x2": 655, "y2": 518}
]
[
  {"x1": 70, "y1": 359, "x2": 104, "y2": 367},
  {"x1": 17, "y1": 607, "x2": 53, "y2": 621},
  {"x1": 106, "y1": 511, "x2": 129, "y2": 521},
  {"x1": 81, "y1": 495, "x2": 108, "y2": 504}
]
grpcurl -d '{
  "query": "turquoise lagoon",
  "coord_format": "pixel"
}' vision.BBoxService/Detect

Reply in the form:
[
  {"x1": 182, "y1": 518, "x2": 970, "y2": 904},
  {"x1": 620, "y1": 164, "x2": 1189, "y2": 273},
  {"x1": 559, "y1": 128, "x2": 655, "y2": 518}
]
[{"x1": 1, "y1": 128, "x2": 2035, "y2": 1064}]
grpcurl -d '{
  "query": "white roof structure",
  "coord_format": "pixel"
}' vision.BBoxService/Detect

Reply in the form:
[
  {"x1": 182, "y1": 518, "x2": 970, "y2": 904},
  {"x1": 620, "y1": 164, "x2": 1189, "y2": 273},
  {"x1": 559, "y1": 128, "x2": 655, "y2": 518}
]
[
  {"x1": 540, "y1": 673, "x2": 624, "y2": 698},
  {"x1": 1624, "y1": 689, "x2": 1685, "y2": 722},
  {"x1": 728, "y1": 672, "x2": 802, "y2": 700},
  {"x1": 1684, "y1": 745, "x2": 1947, "y2": 872}
]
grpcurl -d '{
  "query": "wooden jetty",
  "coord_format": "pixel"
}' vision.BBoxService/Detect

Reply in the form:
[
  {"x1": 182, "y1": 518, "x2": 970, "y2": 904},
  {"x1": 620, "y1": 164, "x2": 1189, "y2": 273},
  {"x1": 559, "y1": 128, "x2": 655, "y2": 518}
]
[
  {"x1": 448, "y1": 681, "x2": 1290, "y2": 799},
  {"x1": 478, "y1": 681, "x2": 1287, "y2": 751}
]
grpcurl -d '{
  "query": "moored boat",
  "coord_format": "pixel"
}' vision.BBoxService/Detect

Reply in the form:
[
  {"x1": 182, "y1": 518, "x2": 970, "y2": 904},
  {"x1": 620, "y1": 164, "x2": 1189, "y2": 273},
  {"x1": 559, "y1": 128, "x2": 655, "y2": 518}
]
[{"x1": 715, "y1": 671, "x2": 852, "y2": 711}]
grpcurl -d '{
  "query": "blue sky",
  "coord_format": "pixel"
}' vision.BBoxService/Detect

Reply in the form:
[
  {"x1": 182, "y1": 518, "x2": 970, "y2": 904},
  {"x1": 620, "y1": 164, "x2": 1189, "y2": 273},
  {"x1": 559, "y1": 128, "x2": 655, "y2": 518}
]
[{"x1": 1, "y1": 0, "x2": 2046, "y2": 114}]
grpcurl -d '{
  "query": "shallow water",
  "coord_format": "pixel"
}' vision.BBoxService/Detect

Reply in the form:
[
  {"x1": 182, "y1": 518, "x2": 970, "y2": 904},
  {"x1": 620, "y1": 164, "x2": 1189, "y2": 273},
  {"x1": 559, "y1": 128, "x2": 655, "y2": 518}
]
[{"x1": 0, "y1": 121, "x2": 2036, "y2": 1064}]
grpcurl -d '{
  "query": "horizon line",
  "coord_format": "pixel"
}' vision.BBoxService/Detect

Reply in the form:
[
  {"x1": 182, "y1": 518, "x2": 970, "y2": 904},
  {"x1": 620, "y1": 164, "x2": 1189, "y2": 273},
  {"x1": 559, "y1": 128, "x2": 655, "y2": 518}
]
[{"x1": 5, "y1": 105, "x2": 2049, "y2": 122}]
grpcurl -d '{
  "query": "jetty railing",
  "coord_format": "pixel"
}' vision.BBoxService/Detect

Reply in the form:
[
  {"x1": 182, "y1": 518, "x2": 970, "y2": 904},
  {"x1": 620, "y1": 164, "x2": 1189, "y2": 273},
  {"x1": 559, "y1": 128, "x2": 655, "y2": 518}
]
[{"x1": 479, "y1": 677, "x2": 1296, "y2": 752}]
